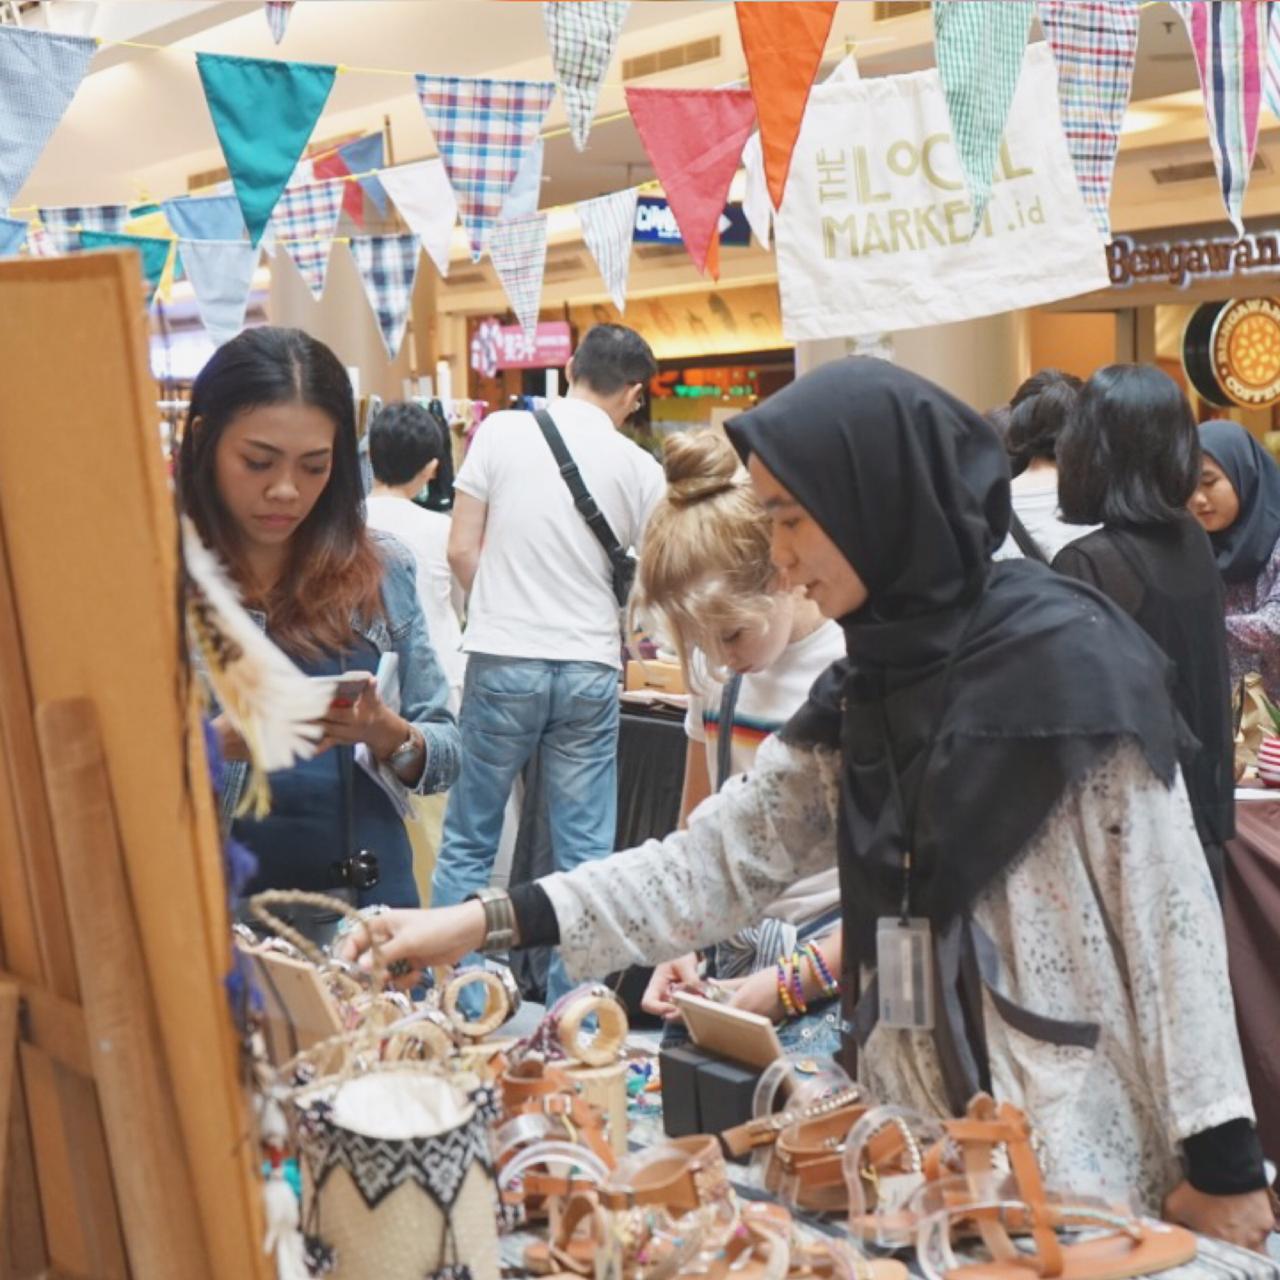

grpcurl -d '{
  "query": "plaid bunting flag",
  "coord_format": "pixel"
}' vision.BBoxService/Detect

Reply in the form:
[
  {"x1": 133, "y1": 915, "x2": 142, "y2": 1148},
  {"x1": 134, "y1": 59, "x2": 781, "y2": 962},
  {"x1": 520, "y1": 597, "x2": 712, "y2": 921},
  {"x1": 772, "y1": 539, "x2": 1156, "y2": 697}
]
[
  {"x1": 0, "y1": 216, "x2": 28, "y2": 259},
  {"x1": 265, "y1": 0, "x2": 294, "y2": 44},
  {"x1": 38, "y1": 203, "x2": 129, "y2": 255},
  {"x1": 1036, "y1": 1, "x2": 1139, "y2": 238},
  {"x1": 933, "y1": 0, "x2": 1035, "y2": 231},
  {"x1": 349, "y1": 233, "x2": 422, "y2": 360},
  {"x1": 490, "y1": 212, "x2": 548, "y2": 343},
  {"x1": 415, "y1": 74, "x2": 555, "y2": 261},
  {"x1": 542, "y1": 1, "x2": 629, "y2": 151},
  {"x1": 270, "y1": 177, "x2": 344, "y2": 299},
  {"x1": 576, "y1": 188, "x2": 638, "y2": 313},
  {"x1": 1174, "y1": 0, "x2": 1267, "y2": 233}
]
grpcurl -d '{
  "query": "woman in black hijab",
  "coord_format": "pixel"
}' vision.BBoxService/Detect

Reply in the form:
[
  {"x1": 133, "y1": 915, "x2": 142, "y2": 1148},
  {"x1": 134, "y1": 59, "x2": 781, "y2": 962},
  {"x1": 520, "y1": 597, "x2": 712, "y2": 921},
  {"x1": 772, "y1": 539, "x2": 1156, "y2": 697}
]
[
  {"x1": 1192, "y1": 420, "x2": 1280, "y2": 702},
  {"x1": 346, "y1": 360, "x2": 1269, "y2": 1247}
]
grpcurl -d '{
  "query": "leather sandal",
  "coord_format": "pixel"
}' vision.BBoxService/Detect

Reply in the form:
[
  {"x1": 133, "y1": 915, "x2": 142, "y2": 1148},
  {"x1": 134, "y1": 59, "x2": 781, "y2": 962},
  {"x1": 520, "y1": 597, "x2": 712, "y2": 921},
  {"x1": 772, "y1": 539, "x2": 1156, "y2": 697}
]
[
  {"x1": 771, "y1": 1101, "x2": 872, "y2": 1212},
  {"x1": 523, "y1": 1192, "x2": 608, "y2": 1276}
]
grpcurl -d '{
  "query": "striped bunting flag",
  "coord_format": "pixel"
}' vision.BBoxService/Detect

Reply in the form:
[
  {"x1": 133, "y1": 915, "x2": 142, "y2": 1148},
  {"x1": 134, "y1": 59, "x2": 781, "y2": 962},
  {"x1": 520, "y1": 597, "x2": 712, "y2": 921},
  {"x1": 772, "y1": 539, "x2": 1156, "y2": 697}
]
[
  {"x1": 1175, "y1": 0, "x2": 1267, "y2": 232},
  {"x1": 490, "y1": 211, "x2": 549, "y2": 342},
  {"x1": 265, "y1": 1, "x2": 295, "y2": 44},
  {"x1": 576, "y1": 188, "x2": 638, "y2": 313},
  {"x1": 1036, "y1": 1, "x2": 1140, "y2": 238},
  {"x1": 933, "y1": 0, "x2": 1035, "y2": 232}
]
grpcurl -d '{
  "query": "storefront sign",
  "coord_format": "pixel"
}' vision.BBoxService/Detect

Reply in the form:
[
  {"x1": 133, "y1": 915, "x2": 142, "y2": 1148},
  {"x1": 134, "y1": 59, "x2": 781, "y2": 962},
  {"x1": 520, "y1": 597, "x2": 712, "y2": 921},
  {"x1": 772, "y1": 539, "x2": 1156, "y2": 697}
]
[
  {"x1": 1183, "y1": 297, "x2": 1280, "y2": 408},
  {"x1": 1108, "y1": 233, "x2": 1280, "y2": 290},
  {"x1": 773, "y1": 44, "x2": 1108, "y2": 338},
  {"x1": 633, "y1": 196, "x2": 752, "y2": 248},
  {"x1": 494, "y1": 320, "x2": 572, "y2": 370}
]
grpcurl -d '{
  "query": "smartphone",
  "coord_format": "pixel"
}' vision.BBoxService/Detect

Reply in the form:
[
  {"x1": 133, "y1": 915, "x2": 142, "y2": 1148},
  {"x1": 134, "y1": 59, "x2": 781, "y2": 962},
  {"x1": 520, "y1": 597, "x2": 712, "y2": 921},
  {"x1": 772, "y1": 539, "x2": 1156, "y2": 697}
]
[{"x1": 312, "y1": 673, "x2": 372, "y2": 710}]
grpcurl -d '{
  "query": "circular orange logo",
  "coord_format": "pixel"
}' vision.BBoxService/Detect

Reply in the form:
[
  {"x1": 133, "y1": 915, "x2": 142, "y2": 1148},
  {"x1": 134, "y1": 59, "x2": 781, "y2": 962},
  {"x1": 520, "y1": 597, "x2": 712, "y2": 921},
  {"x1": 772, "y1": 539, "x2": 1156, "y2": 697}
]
[{"x1": 1212, "y1": 298, "x2": 1280, "y2": 406}]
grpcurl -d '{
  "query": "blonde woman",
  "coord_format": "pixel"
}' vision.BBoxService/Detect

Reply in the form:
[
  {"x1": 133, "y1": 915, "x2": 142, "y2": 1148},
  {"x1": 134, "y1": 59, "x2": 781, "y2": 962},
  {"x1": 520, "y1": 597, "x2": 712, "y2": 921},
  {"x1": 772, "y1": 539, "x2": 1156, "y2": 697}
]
[{"x1": 633, "y1": 430, "x2": 847, "y2": 1055}]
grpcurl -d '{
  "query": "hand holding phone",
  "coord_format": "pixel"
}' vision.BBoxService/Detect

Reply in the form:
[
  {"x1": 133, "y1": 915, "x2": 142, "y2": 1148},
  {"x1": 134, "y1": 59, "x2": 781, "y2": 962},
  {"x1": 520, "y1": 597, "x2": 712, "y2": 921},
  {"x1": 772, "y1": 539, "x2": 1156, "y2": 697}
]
[{"x1": 311, "y1": 672, "x2": 373, "y2": 711}]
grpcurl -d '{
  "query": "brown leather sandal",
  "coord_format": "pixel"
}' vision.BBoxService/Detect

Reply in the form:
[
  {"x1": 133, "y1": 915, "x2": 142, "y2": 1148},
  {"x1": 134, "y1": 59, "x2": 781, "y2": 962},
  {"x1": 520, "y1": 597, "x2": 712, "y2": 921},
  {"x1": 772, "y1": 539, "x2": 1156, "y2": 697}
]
[{"x1": 771, "y1": 1101, "x2": 872, "y2": 1212}]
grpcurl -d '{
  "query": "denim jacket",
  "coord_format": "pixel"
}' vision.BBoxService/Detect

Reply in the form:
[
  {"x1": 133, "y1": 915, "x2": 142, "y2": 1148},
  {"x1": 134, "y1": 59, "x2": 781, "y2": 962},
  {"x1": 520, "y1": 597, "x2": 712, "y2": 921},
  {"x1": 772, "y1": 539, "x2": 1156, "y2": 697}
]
[{"x1": 217, "y1": 530, "x2": 461, "y2": 822}]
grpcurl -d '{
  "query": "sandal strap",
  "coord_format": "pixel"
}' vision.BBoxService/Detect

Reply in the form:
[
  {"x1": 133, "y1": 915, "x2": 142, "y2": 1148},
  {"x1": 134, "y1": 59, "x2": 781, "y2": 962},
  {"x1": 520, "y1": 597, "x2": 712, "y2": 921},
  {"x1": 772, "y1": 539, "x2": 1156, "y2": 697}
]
[{"x1": 600, "y1": 1135, "x2": 727, "y2": 1214}]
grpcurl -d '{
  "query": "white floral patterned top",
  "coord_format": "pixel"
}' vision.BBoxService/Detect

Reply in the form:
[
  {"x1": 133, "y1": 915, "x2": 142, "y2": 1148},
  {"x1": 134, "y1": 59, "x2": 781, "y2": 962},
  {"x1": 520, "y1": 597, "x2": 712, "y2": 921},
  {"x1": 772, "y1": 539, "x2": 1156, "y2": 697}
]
[{"x1": 541, "y1": 736, "x2": 1254, "y2": 1209}]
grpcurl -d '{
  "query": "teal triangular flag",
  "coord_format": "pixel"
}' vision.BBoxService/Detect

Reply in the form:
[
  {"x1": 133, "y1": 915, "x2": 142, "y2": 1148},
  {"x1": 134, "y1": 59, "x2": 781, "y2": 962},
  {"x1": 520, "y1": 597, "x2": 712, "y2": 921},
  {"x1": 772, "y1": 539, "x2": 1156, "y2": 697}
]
[
  {"x1": 196, "y1": 52, "x2": 335, "y2": 247},
  {"x1": 79, "y1": 230, "x2": 173, "y2": 306}
]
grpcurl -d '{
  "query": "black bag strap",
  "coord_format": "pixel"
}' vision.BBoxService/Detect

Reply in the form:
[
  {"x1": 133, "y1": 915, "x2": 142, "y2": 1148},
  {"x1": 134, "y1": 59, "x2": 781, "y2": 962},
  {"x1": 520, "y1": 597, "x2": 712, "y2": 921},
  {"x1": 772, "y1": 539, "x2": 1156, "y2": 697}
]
[
  {"x1": 1008, "y1": 510, "x2": 1048, "y2": 564},
  {"x1": 715, "y1": 673, "x2": 744, "y2": 793},
  {"x1": 534, "y1": 409, "x2": 628, "y2": 566}
]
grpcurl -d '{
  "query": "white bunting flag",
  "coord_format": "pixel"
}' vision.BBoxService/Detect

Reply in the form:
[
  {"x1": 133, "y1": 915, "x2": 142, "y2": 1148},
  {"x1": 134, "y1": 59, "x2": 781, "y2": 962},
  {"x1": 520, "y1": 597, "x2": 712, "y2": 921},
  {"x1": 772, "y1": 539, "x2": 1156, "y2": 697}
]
[{"x1": 576, "y1": 188, "x2": 638, "y2": 312}]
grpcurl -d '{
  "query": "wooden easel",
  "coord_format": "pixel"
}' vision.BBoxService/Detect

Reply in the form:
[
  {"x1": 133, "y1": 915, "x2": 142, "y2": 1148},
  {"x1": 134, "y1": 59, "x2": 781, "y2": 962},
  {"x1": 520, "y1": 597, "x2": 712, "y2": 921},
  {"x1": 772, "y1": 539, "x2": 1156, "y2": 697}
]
[{"x1": 0, "y1": 252, "x2": 269, "y2": 1279}]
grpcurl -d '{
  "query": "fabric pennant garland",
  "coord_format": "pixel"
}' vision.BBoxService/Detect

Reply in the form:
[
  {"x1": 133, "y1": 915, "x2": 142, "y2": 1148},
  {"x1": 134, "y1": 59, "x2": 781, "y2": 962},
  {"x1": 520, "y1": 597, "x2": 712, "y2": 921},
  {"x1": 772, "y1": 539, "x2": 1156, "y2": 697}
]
[
  {"x1": 1267, "y1": 3, "x2": 1280, "y2": 123},
  {"x1": 741, "y1": 133, "x2": 772, "y2": 250},
  {"x1": 576, "y1": 187, "x2": 638, "y2": 312},
  {"x1": 0, "y1": 27, "x2": 96, "y2": 210},
  {"x1": 339, "y1": 134, "x2": 389, "y2": 218},
  {"x1": 489, "y1": 212, "x2": 548, "y2": 342},
  {"x1": 38, "y1": 203, "x2": 130, "y2": 255},
  {"x1": 414, "y1": 73, "x2": 555, "y2": 260},
  {"x1": 1174, "y1": 0, "x2": 1266, "y2": 233},
  {"x1": 625, "y1": 87, "x2": 757, "y2": 277},
  {"x1": 163, "y1": 193, "x2": 248, "y2": 242},
  {"x1": 271, "y1": 177, "x2": 344, "y2": 299},
  {"x1": 379, "y1": 158, "x2": 459, "y2": 278},
  {"x1": 501, "y1": 137, "x2": 544, "y2": 220},
  {"x1": 179, "y1": 240, "x2": 261, "y2": 347},
  {"x1": 265, "y1": 0, "x2": 295, "y2": 44},
  {"x1": 933, "y1": 0, "x2": 1035, "y2": 231},
  {"x1": 79, "y1": 230, "x2": 173, "y2": 306},
  {"x1": 735, "y1": 1, "x2": 837, "y2": 209},
  {"x1": 350, "y1": 233, "x2": 422, "y2": 359},
  {"x1": 1036, "y1": 0, "x2": 1139, "y2": 238},
  {"x1": 196, "y1": 51, "x2": 336, "y2": 246},
  {"x1": 542, "y1": 1, "x2": 630, "y2": 151},
  {"x1": 0, "y1": 217, "x2": 28, "y2": 259}
]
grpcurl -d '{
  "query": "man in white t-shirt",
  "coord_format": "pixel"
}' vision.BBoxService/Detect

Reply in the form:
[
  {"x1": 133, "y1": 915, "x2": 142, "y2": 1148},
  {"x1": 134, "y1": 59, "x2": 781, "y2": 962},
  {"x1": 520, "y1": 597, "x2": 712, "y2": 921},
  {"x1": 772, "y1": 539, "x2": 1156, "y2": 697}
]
[{"x1": 436, "y1": 324, "x2": 664, "y2": 1002}]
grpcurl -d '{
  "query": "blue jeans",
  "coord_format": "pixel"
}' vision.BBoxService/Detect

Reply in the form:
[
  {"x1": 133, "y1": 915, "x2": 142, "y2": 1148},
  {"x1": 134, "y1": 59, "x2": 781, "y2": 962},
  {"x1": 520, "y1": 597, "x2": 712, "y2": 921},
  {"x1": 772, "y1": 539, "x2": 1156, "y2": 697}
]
[{"x1": 433, "y1": 655, "x2": 620, "y2": 1004}]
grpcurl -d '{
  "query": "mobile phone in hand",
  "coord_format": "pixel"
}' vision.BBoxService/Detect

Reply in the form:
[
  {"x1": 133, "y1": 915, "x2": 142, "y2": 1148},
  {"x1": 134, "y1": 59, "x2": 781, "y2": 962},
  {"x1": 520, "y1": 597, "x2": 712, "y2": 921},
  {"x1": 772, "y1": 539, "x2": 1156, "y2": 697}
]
[{"x1": 312, "y1": 673, "x2": 373, "y2": 710}]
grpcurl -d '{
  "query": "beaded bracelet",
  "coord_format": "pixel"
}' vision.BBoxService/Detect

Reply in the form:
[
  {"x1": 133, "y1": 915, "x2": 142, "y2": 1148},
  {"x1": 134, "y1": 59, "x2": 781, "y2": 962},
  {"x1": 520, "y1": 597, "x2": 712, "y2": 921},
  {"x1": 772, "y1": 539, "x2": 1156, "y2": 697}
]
[
  {"x1": 802, "y1": 942, "x2": 839, "y2": 999},
  {"x1": 776, "y1": 960, "x2": 798, "y2": 1017},
  {"x1": 788, "y1": 956, "x2": 809, "y2": 1014}
]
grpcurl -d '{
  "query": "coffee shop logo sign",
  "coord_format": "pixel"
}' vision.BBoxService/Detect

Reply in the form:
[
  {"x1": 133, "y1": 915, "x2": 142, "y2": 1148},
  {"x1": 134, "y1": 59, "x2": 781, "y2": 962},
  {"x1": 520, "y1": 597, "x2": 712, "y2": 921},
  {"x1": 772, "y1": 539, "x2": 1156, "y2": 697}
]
[{"x1": 1108, "y1": 233, "x2": 1280, "y2": 290}]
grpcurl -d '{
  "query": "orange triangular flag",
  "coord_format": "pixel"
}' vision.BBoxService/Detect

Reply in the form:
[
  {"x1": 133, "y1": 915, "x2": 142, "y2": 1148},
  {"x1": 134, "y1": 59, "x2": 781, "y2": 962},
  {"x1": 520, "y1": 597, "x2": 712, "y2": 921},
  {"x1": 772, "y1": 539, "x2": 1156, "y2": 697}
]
[
  {"x1": 736, "y1": 0, "x2": 837, "y2": 210},
  {"x1": 626, "y1": 86, "x2": 757, "y2": 278}
]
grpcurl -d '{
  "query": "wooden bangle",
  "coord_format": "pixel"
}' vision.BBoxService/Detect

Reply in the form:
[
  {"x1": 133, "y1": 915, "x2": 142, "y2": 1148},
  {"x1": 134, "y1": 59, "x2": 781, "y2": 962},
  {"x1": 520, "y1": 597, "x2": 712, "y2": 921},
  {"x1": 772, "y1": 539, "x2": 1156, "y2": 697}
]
[
  {"x1": 556, "y1": 987, "x2": 629, "y2": 1067},
  {"x1": 443, "y1": 969, "x2": 510, "y2": 1039}
]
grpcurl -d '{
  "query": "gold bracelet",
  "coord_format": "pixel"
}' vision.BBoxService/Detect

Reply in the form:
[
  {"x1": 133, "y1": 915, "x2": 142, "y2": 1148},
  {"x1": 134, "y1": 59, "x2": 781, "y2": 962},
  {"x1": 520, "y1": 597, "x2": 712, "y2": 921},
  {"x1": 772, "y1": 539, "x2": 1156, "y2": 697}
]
[{"x1": 556, "y1": 985, "x2": 629, "y2": 1067}]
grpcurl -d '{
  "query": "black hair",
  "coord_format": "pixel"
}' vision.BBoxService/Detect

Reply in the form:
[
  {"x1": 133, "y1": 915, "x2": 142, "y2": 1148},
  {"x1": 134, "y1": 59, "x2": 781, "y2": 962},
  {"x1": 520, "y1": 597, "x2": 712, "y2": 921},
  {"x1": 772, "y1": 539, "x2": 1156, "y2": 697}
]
[
  {"x1": 369, "y1": 401, "x2": 446, "y2": 487},
  {"x1": 1057, "y1": 363, "x2": 1201, "y2": 527},
  {"x1": 569, "y1": 323, "x2": 657, "y2": 395},
  {"x1": 177, "y1": 325, "x2": 383, "y2": 657},
  {"x1": 984, "y1": 404, "x2": 1012, "y2": 442},
  {"x1": 1004, "y1": 368, "x2": 1082, "y2": 475}
]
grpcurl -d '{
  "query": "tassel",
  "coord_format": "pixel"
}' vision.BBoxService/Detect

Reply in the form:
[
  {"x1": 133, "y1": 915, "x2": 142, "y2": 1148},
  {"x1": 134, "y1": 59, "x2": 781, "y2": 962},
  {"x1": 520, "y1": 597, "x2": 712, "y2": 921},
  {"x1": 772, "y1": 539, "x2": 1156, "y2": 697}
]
[{"x1": 263, "y1": 1172, "x2": 307, "y2": 1279}]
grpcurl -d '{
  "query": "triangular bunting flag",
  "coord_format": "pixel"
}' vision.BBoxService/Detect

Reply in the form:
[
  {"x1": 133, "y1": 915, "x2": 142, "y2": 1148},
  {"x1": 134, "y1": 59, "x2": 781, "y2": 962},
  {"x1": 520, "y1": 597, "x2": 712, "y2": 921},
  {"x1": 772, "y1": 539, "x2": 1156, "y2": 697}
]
[
  {"x1": 163, "y1": 193, "x2": 247, "y2": 241},
  {"x1": 270, "y1": 177, "x2": 344, "y2": 299},
  {"x1": 127, "y1": 206, "x2": 183, "y2": 299},
  {"x1": 79, "y1": 230, "x2": 174, "y2": 306},
  {"x1": 380, "y1": 158, "x2": 459, "y2": 278},
  {"x1": 415, "y1": 73, "x2": 555, "y2": 261},
  {"x1": 576, "y1": 188, "x2": 638, "y2": 313},
  {"x1": 339, "y1": 134, "x2": 389, "y2": 218},
  {"x1": 502, "y1": 137, "x2": 545, "y2": 221},
  {"x1": 1174, "y1": 0, "x2": 1267, "y2": 233},
  {"x1": 542, "y1": 1, "x2": 630, "y2": 151},
  {"x1": 933, "y1": 0, "x2": 1035, "y2": 230},
  {"x1": 624, "y1": 87, "x2": 757, "y2": 277},
  {"x1": 735, "y1": 1, "x2": 837, "y2": 210},
  {"x1": 1037, "y1": 0, "x2": 1139, "y2": 238},
  {"x1": 1267, "y1": 4, "x2": 1280, "y2": 122},
  {"x1": 350, "y1": 233, "x2": 422, "y2": 360},
  {"x1": 0, "y1": 27, "x2": 96, "y2": 209},
  {"x1": 0, "y1": 217, "x2": 28, "y2": 259},
  {"x1": 196, "y1": 51, "x2": 336, "y2": 246},
  {"x1": 265, "y1": 0, "x2": 295, "y2": 44},
  {"x1": 38, "y1": 203, "x2": 129, "y2": 255},
  {"x1": 741, "y1": 133, "x2": 772, "y2": 250},
  {"x1": 490, "y1": 212, "x2": 549, "y2": 343},
  {"x1": 179, "y1": 240, "x2": 261, "y2": 347}
]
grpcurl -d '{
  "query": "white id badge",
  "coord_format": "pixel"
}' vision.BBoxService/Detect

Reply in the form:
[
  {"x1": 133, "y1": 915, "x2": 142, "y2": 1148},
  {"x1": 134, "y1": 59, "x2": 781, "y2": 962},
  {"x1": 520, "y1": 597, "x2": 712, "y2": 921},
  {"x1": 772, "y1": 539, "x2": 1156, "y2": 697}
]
[{"x1": 876, "y1": 917, "x2": 934, "y2": 1031}]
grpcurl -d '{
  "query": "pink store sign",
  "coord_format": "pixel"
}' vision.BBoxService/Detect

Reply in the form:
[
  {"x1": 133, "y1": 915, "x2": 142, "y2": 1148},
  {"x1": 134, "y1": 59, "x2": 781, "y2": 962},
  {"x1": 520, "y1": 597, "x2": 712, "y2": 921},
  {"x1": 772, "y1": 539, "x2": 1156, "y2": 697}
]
[{"x1": 495, "y1": 321, "x2": 572, "y2": 369}]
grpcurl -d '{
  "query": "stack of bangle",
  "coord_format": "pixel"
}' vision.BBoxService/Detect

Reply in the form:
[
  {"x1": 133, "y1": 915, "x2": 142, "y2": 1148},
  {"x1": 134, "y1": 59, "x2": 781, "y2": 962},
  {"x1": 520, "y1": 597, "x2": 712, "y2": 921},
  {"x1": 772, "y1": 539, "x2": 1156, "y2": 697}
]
[{"x1": 775, "y1": 943, "x2": 840, "y2": 1020}]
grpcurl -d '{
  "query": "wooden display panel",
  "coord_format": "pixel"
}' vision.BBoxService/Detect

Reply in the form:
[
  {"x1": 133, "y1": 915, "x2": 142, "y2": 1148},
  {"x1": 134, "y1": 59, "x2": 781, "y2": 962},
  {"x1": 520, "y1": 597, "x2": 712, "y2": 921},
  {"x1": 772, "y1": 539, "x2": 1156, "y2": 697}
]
[{"x1": 0, "y1": 251, "x2": 267, "y2": 1277}]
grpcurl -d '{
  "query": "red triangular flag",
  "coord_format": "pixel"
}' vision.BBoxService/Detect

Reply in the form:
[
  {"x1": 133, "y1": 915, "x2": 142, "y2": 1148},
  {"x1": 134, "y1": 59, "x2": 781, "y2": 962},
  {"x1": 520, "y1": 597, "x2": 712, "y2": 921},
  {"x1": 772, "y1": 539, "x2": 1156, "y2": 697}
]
[
  {"x1": 625, "y1": 86, "x2": 757, "y2": 278},
  {"x1": 313, "y1": 149, "x2": 365, "y2": 227},
  {"x1": 736, "y1": 1, "x2": 837, "y2": 210}
]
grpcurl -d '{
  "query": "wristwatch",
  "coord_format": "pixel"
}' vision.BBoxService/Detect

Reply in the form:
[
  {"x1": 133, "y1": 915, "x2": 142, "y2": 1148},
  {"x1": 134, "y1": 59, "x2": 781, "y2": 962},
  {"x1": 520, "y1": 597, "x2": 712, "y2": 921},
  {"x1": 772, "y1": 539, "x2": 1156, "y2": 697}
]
[
  {"x1": 388, "y1": 725, "x2": 423, "y2": 773},
  {"x1": 465, "y1": 885, "x2": 519, "y2": 954}
]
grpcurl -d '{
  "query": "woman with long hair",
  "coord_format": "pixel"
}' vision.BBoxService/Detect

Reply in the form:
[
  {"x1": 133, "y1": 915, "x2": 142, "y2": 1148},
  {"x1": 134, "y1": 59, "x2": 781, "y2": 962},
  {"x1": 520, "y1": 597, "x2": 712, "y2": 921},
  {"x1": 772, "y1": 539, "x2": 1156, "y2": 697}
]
[
  {"x1": 343, "y1": 360, "x2": 1269, "y2": 1246},
  {"x1": 179, "y1": 327, "x2": 460, "y2": 927}
]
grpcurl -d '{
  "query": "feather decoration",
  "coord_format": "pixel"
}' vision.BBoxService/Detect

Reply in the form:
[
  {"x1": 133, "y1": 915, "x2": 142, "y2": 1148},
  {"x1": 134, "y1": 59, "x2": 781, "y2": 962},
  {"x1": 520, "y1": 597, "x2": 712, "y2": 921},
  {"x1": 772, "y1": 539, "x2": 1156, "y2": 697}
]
[{"x1": 182, "y1": 516, "x2": 336, "y2": 817}]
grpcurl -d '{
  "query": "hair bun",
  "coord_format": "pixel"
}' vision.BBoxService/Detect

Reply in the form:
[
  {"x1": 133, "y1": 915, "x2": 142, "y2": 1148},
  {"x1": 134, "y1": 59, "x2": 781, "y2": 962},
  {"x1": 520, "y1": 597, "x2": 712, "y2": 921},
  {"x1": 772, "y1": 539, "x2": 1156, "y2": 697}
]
[{"x1": 662, "y1": 430, "x2": 744, "y2": 507}]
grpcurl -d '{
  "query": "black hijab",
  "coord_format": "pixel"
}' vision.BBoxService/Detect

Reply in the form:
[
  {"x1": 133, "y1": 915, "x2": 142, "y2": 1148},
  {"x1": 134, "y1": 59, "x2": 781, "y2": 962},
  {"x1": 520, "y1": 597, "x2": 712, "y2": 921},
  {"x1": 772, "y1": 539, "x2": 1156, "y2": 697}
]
[
  {"x1": 726, "y1": 359, "x2": 1184, "y2": 966},
  {"x1": 1199, "y1": 419, "x2": 1280, "y2": 584}
]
